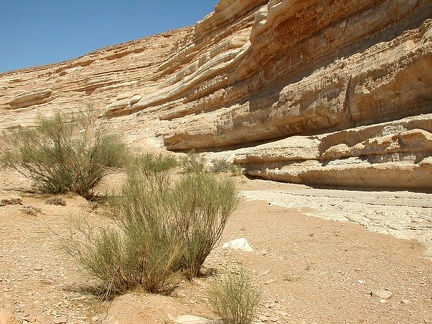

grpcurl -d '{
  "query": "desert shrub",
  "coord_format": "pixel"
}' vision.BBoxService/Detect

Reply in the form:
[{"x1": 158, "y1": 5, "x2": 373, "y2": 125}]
[
  {"x1": 65, "y1": 153, "x2": 238, "y2": 298},
  {"x1": 131, "y1": 153, "x2": 177, "y2": 191},
  {"x1": 170, "y1": 172, "x2": 238, "y2": 278},
  {"x1": 208, "y1": 268, "x2": 261, "y2": 324},
  {"x1": 65, "y1": 214, "x2": 181, "y2": 298},
  {"x1": 179, "y1": 150, "x2": 205, "y2": 173},
  {"x1": 64, "y1": 218, "x2": 129, "y2": 298},
  {"x1": 0, "y1": 109, "x2": 128, "y2": 199},
  {"x1": 211, "y1": 159, "x2": 242, "y2": 176}
]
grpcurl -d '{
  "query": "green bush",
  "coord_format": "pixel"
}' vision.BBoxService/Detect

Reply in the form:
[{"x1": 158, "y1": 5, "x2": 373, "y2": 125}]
[
  {"x1": 179, "y1": 150, "x2": 205, "y2": 173},
  {"x1": 171, "y1": 172, "x2": 238, "y2": 278},
  {"x1": 0, "y1": 110, "x2": 128, "y2": 199},
  {"x1": 65, "y1": 214, "x2": 181, "y2": 297},
  {"x1": 131, "y1": 153, "x2": 177, "y2": 191},
  {"x1": 211, "y1": 159, "x2": 242, "y2": 176},
  {"x1": 65, "y1": 153, "x2": 238, "y2": 298},
  {"x1": 208, "y1": 268, "x2": 261, "y2": 324}
]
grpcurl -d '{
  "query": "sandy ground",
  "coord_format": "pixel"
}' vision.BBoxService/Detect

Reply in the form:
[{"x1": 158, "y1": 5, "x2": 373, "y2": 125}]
[{"x1": 0, "y1": 170, "x2": 431, "y2": 323}]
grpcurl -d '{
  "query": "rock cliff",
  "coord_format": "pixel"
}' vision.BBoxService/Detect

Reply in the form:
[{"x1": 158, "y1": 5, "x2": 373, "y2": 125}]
[{"x1": 1, "y1": 0, "x2": 431, "y2": 190}]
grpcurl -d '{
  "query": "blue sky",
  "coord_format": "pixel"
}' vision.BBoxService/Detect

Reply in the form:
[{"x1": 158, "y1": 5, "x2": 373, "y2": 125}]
[{"x1": 0, "y1": 0, "x2": 219, "y2": 73}]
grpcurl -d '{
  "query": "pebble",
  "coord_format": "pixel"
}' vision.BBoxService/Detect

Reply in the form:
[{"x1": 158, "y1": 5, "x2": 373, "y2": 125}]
[
  {"x1": 371, "y1": 289, "x2": 393, "y2": 299},
  {"x1": 54, "y1": 316, "x2": 67, "y2": 324},
  {"x1": 258, "y1": 314, "x2": 268, "y2": 322}
]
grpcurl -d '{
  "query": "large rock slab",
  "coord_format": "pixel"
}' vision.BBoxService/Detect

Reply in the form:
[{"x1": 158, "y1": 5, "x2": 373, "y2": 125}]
[{"x1": 235, "y1": 115, "x2": 432, "y2": 189}]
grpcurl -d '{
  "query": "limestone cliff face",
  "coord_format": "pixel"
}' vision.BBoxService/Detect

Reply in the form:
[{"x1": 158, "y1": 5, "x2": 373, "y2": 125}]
[
  {"x1": 1, "y1": 0, "x2": 431, "y2": 190},
  {"x1": 0, "y1": 29, "x2": 188, "y2": 127}
]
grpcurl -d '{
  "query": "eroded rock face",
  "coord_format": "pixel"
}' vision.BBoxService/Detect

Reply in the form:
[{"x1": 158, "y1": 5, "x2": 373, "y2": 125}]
[
  {"x1": 0, "y1": 0, "x2": 431, "y2": 190},
  {"x1": 0, "y1": 29, "x2": 189, "y2": 127},
  {"x1": 233, "y1": 115, "x2": 432, "y2": 189}
]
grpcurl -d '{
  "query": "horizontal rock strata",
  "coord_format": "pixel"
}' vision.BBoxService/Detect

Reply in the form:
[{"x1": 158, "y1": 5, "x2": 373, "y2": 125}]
[
  {"x1": 1, "y1": 0, "x2": 431, "y2": 190},
  {"x1": 233, "y1": 114, "x2": 432, "y2": 189}
]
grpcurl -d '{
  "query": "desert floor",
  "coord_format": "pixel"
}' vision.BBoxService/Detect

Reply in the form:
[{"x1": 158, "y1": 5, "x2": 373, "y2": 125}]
[{"x1": 1, "y1": 170, "x2": 431, "y2": 323}]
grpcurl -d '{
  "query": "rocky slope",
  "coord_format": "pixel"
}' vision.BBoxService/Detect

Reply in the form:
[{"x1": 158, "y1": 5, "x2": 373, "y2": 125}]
[{"x1": 1, "y1": 0, "x2": 431, "y2": 190}]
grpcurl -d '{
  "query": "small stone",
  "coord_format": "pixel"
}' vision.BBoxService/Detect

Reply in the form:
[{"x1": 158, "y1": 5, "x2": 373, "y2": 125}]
[
  {"x1": 53, "y1": 316, "x2": 67, "y2": 324},
  {"x1": 401, "y1": 299, "x2": 411, "y2": 304},
  {"x1": 371, "y1": 289, "x2": 393, "y2": 299},
  {"x1": 357, "y1": 280, "x2": 365, "y2": 284}
]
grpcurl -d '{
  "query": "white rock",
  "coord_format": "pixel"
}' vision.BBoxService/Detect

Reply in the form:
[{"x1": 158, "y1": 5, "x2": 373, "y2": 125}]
[
  {"x1": 371, "y1": 289, "x2": 392, "y2": 299},
  {"x1": 226, "y1": 154, "x2": 236, "y2": 164},
  {"x1": 222, "y1": 238, "x2": 253, "y2": 251}
]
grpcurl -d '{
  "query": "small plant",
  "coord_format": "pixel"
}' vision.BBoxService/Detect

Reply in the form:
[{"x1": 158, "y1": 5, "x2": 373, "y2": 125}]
[
  {"x1": 283, "y1": 273, "x2": 301, "y2": 282},
  {"x1": 45, "y1": 197, "x2": 67, "y2": 206},
  {"x1": 208, "y1": 268, "x2": 261, "y2": 324},
  {"x1": 180, "y1": 150, "x2": 205, "y2": 173},
  {"x1": 1, "y1": 108, "x2": 129, "y2": 199},
  {"x1": 130, "y1": 153, "x2": 177, "y2": 191},
  {"x1": 211, "y1": 159, "x2": 242, "y2": 176}
]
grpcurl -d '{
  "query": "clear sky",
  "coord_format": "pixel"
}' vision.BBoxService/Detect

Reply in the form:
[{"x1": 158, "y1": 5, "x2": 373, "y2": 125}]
[{"x1": 0, "y1": 0, "x2": 219, "y2": 73}]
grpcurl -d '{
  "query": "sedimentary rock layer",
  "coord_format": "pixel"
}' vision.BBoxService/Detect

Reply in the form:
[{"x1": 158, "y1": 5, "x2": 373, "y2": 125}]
[
  {"x1": 0, "y1": 29, "x2": 189, "y2": 128},
  {"x1": 232, "y1": 114, "x2": 432, "y2": 189},
  {"x1": 161, "y1": 0, "x2": 432, "y2": 151},
  {"x1": 0, "y1": 0, "x2": 431, "y2": 190}
]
